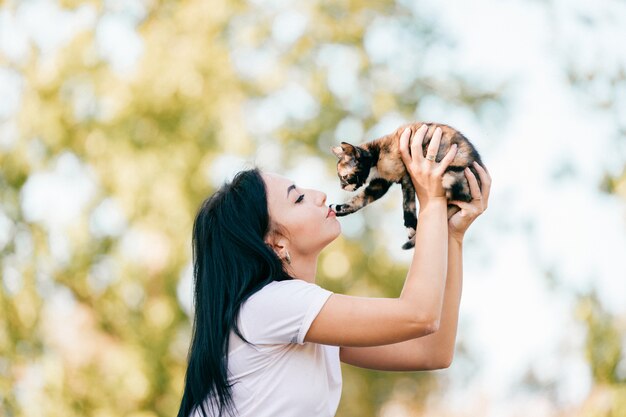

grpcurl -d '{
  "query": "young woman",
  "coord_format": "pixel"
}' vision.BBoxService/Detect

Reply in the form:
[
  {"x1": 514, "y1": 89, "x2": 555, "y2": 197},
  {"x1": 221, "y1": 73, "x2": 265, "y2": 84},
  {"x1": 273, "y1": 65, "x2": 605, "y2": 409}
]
[{"x1": 177, "y1": 125, "x2": 491, "y2": 417}]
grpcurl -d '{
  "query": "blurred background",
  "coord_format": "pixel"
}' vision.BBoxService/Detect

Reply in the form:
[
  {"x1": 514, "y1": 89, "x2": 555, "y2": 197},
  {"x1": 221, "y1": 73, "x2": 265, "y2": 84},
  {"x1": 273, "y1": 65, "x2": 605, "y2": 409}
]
[{"x1": 1, "y1": 0, "x2": 626, "y2": 416}]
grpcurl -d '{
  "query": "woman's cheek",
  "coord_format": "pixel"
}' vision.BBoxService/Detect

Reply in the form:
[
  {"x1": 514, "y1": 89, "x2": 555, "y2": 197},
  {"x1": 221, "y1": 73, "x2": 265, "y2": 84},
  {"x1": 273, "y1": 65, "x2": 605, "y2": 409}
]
[
  {"x1": 300, "y1": 213, "x2": 320, "y2": 235},
  {"x1": 300, "y1": 218, "x2": 319, "y2": 239},
  {"x1": 287, "y1": 216, "x2": 310, "y2": 237}
]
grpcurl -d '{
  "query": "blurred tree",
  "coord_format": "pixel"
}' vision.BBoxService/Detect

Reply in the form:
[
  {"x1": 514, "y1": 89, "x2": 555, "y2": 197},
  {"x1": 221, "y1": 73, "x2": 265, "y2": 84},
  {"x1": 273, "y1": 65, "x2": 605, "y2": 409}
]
[
  {"x1": 0, "y1": 0, "x2": 499, "y2": 416},
  {"x1": 565, "y1": 293, "x2": 626, "y2": 417}
]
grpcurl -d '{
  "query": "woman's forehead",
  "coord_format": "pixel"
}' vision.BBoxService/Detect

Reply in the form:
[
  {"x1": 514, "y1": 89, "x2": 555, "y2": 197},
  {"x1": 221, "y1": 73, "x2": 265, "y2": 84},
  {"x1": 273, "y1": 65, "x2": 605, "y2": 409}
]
[
  {"x1": 263, "y1": 172, "x2": 284, "y2": 188},
  {"x1": 262, "y1": 173, "x2": 293, "y2": 202}
]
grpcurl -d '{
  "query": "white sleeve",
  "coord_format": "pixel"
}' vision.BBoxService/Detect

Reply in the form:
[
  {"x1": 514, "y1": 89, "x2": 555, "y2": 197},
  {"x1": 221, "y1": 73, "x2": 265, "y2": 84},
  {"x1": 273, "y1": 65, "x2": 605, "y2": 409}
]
[{"x1": 238, "y1": 279, "x2": 333, "y2": 345}]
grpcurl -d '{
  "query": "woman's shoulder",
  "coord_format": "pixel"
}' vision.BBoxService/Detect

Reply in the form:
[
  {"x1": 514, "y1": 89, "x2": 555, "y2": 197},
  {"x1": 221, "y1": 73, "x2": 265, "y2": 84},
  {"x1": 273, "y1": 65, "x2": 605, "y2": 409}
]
[
  {"x1": 237, "y1": 278, "x2": 333, "y2": 345},
  {"x1": 249, "y1": 278, "x2": 320, "y2": 298},
  {"x1": 241, "y1": 278, "x2": 333, "y2": 319}
]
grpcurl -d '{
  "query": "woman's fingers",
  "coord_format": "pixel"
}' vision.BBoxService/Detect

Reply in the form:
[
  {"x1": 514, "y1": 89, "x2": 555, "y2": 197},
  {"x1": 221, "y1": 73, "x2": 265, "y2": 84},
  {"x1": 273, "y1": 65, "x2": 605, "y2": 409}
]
[
  {"x1": 448, "y1": 200, "x2": 473, "y2": 211},
  {"x1": 465, "y1": 167, "x2": 482, "y2": 200},
  {"x1": 473, "y1": 161, "x2": 492, "y2": 203},
  {"x1": 448, "y1": 166, "x2": 486, "y2": 219},
  {"x1": 434, "y1": 144, "x2": 458, "y2": 175},
  {"x1": 399, "y1": 127, "x2": 412, "y2": 167},
  {"x1": 410, "y1": 124, "x2": 428, "y2": 162},
  {"x1": 425, "y1": 127, "x2": 442, "y2": 161}
]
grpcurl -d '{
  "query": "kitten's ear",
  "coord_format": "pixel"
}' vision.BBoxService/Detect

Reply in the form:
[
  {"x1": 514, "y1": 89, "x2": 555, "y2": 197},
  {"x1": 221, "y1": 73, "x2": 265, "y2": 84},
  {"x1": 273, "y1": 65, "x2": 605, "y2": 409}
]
[
  {"x1": 331, "y1": 145, "x2": 344, "y2": 158},
  {"x1": 333, "y1": 142, "x2": 357, "y2": 158},
  {"x1": 340, "y1": 142, "x2": 357, "y2": 153},
  {"x1": 342, "y1": 141, "x2": 368, "y2": 159},
  {"x1": 341, "y1": 142, "x2": 359, "y2": 156}
]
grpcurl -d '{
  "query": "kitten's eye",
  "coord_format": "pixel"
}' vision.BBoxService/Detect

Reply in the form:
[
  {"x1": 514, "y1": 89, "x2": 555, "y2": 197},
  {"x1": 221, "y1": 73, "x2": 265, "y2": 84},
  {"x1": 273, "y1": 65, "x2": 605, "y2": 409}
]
[{"x1": 295, "y1": 194, "x2": 305, "y2": 203}]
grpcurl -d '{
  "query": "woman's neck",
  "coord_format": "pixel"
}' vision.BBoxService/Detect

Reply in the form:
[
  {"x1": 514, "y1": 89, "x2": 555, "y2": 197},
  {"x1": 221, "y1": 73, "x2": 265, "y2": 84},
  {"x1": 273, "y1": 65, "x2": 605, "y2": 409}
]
[{"x1": 286, "y1": 252, "x2": 319, "y2": 284}]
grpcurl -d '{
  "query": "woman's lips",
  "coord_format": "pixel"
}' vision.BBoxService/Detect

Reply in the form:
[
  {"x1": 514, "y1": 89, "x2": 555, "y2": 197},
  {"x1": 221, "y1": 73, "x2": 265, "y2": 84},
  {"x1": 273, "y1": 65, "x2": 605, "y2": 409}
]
[{"x1": 327, "y1": 207, "x2": 336, "y2": 217}]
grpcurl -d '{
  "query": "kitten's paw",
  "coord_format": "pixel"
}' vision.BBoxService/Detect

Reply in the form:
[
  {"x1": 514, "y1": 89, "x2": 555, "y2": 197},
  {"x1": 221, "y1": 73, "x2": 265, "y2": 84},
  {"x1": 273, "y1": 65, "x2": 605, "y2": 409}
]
[
  {"x1": 442, "y1": 172, "x2": 456, "y2": 190},
  {"x1": 330, "y1": 204, "x2": 351, "y2": 217},
  {"x1": 406, "y1": 226, "x2": 416, "y2": 239},
  {"x1": 401, "y1": 234, "x2": 416, "y2": 250}
]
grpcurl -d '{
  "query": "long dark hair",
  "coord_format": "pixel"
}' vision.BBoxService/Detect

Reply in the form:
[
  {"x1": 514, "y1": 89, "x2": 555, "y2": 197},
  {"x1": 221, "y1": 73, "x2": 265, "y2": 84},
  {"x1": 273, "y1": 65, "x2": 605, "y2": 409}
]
[{"x1": 177, "y1": 167, "x2": 294, "y2": 417}]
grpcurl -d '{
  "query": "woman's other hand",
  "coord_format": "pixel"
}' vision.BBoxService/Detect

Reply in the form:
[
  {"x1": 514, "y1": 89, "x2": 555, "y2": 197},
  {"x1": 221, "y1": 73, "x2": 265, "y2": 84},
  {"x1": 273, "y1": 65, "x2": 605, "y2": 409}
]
[
  {"x1": 447, "y1": 161, "x2": 491, "y2": 242},
  {"x1": 399, "y1": 125, "x2": 458, "y2": 209}
]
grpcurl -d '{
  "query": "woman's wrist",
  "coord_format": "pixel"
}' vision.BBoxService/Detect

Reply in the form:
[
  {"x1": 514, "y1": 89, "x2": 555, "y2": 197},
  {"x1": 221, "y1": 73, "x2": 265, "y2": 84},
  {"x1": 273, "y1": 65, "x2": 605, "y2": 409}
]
[
  {"x1": 418, "y1": 196, "x2": 448, "y2": 213},
  {"x1": 449, "y1": 233, "x2": 464, "y2": 245}
]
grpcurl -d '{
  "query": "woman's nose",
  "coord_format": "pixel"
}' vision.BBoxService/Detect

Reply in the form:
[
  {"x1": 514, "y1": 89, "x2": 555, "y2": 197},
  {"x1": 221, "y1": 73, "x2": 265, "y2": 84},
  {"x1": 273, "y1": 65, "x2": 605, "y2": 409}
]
[{"x1": 319, "y1": 191, "x2": 327, "y2": 206}]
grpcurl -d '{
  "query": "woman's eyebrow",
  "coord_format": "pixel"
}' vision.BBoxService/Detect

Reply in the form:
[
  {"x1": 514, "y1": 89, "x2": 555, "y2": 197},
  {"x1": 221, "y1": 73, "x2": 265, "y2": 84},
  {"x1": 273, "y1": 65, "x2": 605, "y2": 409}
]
[{"x1": 286, "y1": 184, "x2": 296, "y2": 198}]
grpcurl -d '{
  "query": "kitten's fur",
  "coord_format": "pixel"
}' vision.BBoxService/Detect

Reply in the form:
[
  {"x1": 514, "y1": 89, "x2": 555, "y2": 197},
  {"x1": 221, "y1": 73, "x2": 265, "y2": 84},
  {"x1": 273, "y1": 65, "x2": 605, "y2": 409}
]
[{"x1": 330, "y1": 122, "x2": 483, "y2": 249}]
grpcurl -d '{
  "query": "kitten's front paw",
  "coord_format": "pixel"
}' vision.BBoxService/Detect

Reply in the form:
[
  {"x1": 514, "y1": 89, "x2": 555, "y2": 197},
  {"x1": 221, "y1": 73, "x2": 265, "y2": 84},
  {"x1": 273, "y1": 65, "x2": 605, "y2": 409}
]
[
  {"x1": 330, "y1": 204, "x2": 351, "y2": 217},
  {"x1": 401, "y1": 234, "x2": 416, "y2": 250}
]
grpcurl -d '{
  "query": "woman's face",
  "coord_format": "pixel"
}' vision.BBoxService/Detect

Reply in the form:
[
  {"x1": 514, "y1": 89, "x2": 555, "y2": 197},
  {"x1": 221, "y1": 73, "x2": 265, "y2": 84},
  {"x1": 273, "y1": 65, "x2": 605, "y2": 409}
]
[{"x1": 262, "y1": 172, "x2": 341, "y2": 257}]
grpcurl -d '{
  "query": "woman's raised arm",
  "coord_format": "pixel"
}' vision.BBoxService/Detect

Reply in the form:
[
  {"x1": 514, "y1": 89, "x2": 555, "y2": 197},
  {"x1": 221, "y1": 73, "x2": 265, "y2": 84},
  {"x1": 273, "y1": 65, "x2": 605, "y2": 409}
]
[{"x1": 306, "y1": 125, "x2": 456, "y2": 347}]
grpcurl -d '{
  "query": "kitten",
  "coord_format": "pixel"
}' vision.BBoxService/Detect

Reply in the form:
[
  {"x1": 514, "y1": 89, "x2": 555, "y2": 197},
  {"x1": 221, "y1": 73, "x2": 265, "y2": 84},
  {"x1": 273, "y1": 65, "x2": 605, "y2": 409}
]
[{"x1": 330, "y1": 122, "x2": 484, "y2": 250}]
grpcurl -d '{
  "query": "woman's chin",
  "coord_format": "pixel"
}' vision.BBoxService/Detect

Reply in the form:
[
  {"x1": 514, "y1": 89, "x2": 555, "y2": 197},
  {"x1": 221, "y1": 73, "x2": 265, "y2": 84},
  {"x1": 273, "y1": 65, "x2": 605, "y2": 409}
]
[{"x1": 329, "y1": 225, "x2": 342, "y2": 242}]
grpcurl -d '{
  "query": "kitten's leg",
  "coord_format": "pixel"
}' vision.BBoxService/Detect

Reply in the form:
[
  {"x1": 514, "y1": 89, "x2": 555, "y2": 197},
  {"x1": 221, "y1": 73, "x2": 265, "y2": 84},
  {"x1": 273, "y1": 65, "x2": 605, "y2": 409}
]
[
  {"x1": 400, "y1": 175, "x2": 418, "y2": 250},
  {"x1": 331, "y1": 178, "x2": 392, "y2": 216},
  {"x1": 442, "y1": 165, "x2": 481, "y2": 202},
  {"x1": 442, "y1": 165, "x2": 481, "y2": 220}
]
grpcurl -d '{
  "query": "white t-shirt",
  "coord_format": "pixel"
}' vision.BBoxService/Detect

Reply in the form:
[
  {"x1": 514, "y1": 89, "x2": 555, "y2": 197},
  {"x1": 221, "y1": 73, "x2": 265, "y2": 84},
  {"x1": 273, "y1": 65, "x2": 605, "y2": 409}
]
[{"x1": 193, "y1": 279, "x2": 342, "y2": 417}]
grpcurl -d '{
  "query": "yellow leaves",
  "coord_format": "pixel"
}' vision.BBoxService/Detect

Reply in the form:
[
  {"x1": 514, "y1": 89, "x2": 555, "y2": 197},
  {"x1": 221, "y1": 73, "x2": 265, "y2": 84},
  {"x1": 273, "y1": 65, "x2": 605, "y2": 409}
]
[
  {"x1": 36, "y1": 298, "x2": 152, "y2": 413},
  {"x1": 84, "y1": 129, "x2": 107, "y2": 157},
  {"x1": 58, "y1": 0, "x2": 98, "y2": 9},
  {"x1": 119, "y1": 225, "x2": 171, "y2": 275},
  {"x1": 42, "y1": 301, "x2": 100, "y2": 368},
  {"x1": 322, "y1": 249, "x2": 351, "y2": 279},
  {"x1": 216, "y1": 95, "x2": 251, "y2": 154},
  {"x1": 135, "y1": 1, "x2": 237, "y2": 105},
  {"x1": 145, "y1": 296, "x2": 175, "y2": 330},
  {"x1": 13, "y1": 296, "x2": 37, "y2": 329},
  {"x1": 614, "y1": 172, "x2": 626, "y2": 200},
  {"x1": 372, "y1": 91, "x2": 397, "y2": 119},
  {"x1": 571, "y1": 385, "x2": 626, "y2": 417},
  {"x1": 575, "y1": 294, "x2": 624, "y2": 385}
]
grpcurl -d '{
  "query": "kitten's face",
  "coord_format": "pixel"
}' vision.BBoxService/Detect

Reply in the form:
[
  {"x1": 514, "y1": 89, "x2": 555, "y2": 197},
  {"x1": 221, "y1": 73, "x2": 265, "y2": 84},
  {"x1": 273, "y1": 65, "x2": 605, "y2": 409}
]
[{"x1": 331, "y1": 142, "x2": 371, "y2": 191}]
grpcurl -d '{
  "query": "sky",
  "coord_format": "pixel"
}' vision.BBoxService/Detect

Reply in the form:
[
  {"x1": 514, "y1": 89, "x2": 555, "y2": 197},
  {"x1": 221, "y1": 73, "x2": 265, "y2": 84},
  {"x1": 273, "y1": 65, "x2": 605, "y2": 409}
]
[{"x1": 1, "y1": 0, "x2": 626, "y2": 416}]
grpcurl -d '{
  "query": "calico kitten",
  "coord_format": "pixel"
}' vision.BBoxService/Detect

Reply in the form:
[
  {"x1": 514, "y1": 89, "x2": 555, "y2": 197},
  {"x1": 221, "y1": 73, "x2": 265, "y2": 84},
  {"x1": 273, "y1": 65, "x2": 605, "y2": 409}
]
[{"x1": 330, "y1": 122, "x2": 483, "y2": 250}]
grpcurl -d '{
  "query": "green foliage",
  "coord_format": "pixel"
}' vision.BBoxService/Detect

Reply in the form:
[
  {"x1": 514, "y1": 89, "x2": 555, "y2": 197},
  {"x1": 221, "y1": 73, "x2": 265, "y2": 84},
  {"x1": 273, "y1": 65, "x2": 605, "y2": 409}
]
[
  {"x1": 572, "y1": 293, "x2": 626, "y2": 417},
  {"x1": 576, "y1": 293, "x2": 624, "y2": 385}
]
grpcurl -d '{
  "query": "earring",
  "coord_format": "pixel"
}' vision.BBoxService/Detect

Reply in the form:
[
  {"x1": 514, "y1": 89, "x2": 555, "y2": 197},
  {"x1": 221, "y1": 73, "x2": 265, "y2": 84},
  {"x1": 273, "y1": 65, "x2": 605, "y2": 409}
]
[{"x1": 284, "y1": 251, "x2": 291, "y2": 265}]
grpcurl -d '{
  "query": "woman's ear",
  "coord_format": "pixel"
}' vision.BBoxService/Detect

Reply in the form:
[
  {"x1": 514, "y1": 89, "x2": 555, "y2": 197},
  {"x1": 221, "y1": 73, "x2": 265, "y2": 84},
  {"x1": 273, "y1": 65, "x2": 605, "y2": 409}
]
[{"x1": 264, "y1": 233, "x2": 289, "y2": 260}]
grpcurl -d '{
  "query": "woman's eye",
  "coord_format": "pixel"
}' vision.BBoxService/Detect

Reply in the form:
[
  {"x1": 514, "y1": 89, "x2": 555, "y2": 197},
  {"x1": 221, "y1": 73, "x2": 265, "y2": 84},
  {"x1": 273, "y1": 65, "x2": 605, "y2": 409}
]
[{"x1": 295, "y1": 194, "x2": 305, "y2": 203}]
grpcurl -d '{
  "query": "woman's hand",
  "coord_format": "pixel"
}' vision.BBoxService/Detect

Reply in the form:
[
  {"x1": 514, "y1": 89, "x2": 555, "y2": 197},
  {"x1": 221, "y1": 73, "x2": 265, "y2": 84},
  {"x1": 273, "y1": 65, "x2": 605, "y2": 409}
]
[
  {"x1": 399, "y1": 125, "x2": 458, "y2": 209},
  {"x1": 448, "y1": 161, "x2": 491, "y2": 242}
]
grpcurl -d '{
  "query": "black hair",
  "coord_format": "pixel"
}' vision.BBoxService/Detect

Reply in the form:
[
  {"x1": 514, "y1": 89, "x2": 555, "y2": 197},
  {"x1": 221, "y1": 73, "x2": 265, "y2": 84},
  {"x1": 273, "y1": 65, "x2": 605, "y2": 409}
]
[{"x1": 177, "y1": 167, "x2": 294, "y2": 417}]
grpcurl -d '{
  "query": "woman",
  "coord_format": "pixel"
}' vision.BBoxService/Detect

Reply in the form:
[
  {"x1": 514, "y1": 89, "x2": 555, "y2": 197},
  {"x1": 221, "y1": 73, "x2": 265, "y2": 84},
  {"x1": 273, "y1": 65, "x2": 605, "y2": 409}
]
[{"x1": 177, "y1": 126, "x2": 491, "y2": 417}]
